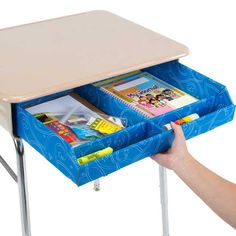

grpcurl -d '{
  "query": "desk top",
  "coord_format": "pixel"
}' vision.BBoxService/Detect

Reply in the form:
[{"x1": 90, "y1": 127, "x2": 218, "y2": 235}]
[{"x1": 0, "y1": 10, "x2": 188, "y2": 103}]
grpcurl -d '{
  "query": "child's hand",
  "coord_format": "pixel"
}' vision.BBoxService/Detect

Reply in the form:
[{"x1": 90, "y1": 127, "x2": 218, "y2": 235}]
[{"x1": 151, "y1": 122, "x2": 190, "y2": 170}]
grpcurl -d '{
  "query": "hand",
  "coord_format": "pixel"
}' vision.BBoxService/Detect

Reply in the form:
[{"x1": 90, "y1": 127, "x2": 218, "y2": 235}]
[
  {"x1": 151, "y1": 122, "x2": 190, "y2": 170},
  {"x1": 153, "y1": 123, "x2": 236, "y2": 229}
]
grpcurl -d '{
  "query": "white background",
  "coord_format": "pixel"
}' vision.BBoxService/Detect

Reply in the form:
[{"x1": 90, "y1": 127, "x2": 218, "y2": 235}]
[{"x1": 0, "y1": 1, "x2": 235, "y2": 236}]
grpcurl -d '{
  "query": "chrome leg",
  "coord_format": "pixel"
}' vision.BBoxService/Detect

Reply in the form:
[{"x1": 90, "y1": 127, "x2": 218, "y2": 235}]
[
  {"x1": 13, "y1": 136, "x2": 31, "y2": 236},
  {"x1": 159, "y1": 166, "x2": 170, "y2": 236},
  {"x1": 93, "y1": 179, "x2": 100, "y2": 191}
]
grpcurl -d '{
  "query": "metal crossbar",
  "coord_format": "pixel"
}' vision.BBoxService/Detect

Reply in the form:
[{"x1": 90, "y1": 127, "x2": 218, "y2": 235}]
[{"x1": 0, "y1": 154, "x2": 17, "y2": 182}]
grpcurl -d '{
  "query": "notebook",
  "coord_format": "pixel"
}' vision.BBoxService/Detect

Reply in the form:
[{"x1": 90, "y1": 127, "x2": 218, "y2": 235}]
[{"x1": 94, "y1": 71, "x2": 198, "y2": 117}]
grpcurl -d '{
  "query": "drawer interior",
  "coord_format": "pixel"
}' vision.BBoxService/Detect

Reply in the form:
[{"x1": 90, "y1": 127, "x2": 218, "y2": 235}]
[{"x1": 14, "y1": 60, "x2": 235, "y2": 186}]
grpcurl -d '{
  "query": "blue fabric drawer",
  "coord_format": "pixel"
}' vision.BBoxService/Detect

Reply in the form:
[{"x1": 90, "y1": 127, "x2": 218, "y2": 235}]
[{"x1": 14, "y1": 60, "x2": 235, "y2": 186}]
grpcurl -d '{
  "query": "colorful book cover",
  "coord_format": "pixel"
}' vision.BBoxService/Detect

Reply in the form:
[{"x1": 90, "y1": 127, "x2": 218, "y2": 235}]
[{"x1": 97, "y1": 72, "x2": 198, "y2": 117}]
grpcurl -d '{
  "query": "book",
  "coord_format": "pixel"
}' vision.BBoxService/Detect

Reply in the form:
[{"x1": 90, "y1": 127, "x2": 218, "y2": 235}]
[
  {"x1": 25, "y1": 93, "x2": 125, "y2": 146},
  {"x1": 94, "y1": 71, "x2": 198, "y2": 117}
]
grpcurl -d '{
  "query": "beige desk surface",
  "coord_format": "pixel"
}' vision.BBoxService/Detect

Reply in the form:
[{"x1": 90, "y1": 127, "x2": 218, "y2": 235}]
[{"x1": 0, "y1": 10, "x2": 188, "y2": 103}]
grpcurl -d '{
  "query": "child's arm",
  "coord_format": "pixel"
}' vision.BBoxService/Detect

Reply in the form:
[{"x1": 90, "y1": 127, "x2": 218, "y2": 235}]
[{"x1": 152, "y1": 122, "x2": 236, "y2": 229}]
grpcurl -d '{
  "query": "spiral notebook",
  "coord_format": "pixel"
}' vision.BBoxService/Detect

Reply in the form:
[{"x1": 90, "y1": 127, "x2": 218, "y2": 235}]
[{"x1": 93, "y1": 71, "x2": 198, "y2": 117}]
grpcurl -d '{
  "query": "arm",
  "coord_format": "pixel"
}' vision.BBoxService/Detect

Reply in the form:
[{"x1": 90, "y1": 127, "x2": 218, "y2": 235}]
[{"x1": 152, "y1": 122, "x2": 236, "y2": 229}]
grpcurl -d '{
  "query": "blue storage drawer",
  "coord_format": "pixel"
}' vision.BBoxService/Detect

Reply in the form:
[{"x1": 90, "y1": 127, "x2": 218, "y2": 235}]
[{"x1": 14, "y1": 60, "x2": 235, "y2": 186}]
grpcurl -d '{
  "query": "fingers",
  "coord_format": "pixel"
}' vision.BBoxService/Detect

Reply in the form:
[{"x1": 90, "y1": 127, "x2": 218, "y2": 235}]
[
  {"x1": 151, "y1": 152, "x2": 172, "y2": 169},
  {"x1": 151, "y1": 153, "x2": 167, "y2": 162},
  {"x1": 151, "y1": 152, "x2": 167, "y2": 160},
  {"x1": 170, "y1": 121, "x2": 185, "y2": 141}
]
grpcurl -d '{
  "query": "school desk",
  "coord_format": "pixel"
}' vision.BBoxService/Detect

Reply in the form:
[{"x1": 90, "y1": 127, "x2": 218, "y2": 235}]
[{"x1": 0, "y1": 10, "x2": 235, "y2": 236}]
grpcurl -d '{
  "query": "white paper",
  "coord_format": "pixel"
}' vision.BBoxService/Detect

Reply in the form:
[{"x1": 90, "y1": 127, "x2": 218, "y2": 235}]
[{"x1": 26, "y1": 95, "x2": 95, "y2": 116}]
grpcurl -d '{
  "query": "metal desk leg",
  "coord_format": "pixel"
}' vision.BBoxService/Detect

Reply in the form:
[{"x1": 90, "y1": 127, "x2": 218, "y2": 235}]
[
  {"x1": 159, "y1": 165, "x2": 170, "y2": 236},
  {"x1": 13, "y1": 136, "x2": 32, "y2": 236}
]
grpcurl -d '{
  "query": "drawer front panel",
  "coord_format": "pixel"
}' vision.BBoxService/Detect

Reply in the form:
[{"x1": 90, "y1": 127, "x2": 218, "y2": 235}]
[{"x1": 77, "y1": 103, "x2": 235, "y2": 185}]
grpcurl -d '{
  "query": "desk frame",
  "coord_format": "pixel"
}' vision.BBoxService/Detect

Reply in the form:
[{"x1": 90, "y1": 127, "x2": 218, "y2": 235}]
[{"x1": 0, "y1": 135, "x2": 170, "y2": 236}]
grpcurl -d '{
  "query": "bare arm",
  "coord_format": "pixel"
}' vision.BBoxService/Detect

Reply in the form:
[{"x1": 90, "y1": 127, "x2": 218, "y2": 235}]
[{"x1": 152, "y1": 122, "x2": 236, "y2": 229}]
